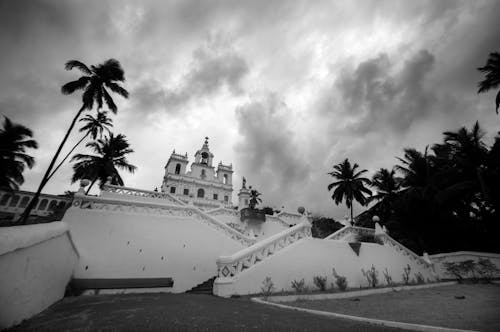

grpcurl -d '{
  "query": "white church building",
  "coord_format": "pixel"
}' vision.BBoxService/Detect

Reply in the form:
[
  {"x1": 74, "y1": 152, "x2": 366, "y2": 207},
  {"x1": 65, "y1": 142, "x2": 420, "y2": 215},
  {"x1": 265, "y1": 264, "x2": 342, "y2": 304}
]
[{"x1": 161, "y1": 137, "x2": 234, "y2": 210}]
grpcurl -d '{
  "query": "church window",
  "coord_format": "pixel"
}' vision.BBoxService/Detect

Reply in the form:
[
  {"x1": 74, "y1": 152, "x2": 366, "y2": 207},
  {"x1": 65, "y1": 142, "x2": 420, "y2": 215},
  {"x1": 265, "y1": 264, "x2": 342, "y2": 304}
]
[
  {"x1": 197, "y1": 188, "x2": 205, "y2": 198},
  {"x1": 183, "y1": 188, "x2": 189, "y2": 195},
  {"x1": 9, "y1": 195, "x2": 20, "y2": 207},
  {"x1": 175, "y1": 164, "x2": 181, "y2": 175},
  {"x1": 201, "y1": 169, "x2": 206, "y2": 179},
  {"x1": 213, "y1": 193, "x2": 218, "y2": 200},
  {"x1": 224, "y1": 196, "x2": 229, "y2": 202},
  {"x1": 170, "y1": 186, "x2": 176, "y2": 194},
  {"x1": 38, "y1": 199, "x2": 48, "y2": 210},
  {"x1": 223, "y1": 174, "x2": 228, "y2": 184}
]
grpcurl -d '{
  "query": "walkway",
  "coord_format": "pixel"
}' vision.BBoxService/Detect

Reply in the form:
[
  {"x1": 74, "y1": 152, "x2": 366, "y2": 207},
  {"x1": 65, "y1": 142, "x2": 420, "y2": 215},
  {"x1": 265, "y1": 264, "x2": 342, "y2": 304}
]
[{"x1": 10, "y1": 293, "x2": 406, "y2": 331}]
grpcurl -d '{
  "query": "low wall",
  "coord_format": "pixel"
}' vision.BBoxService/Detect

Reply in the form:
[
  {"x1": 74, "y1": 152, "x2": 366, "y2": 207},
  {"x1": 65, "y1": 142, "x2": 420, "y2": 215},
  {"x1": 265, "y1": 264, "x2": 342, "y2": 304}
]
[
  {"x1": 429, "y1": 251, "x2": 500, "y2": 279},
  {"x1": 215, "y1": 238, "x2": 437, "y2": 297},
  {"x1": 63, "y1": 199, "x2": 245, "y2": 293},
  {"x1": 0, "y1": 222, "x2": 78, "y2": 329}
]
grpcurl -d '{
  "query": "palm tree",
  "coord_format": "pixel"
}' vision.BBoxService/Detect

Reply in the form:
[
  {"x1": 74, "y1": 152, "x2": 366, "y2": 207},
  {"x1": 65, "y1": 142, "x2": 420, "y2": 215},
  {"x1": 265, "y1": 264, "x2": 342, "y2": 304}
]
[
  {"x1": 369, "y1": 168, "x2": 401, "y2": 220},
  {"x1": 0, "y1": 117, "x2": 38, "y2": 190},
  {"x1": 328, "y1": 158, "x2": 372, "y2": 223},
  {"x1": 477, "y1": 51, "x2": 500, "y2": 114},
  {"x1": 20, "y1": 59, "x2": 128, "y2": 223},
  {"x1": 249, "y1": 189, "x2": 262, "y2": 209},
  {"x1": 71, "y1": 133, "x2": 136, "y2": 193},
  {"x1": 46, "y1": 111, "x2": 113, "y2": 181}
]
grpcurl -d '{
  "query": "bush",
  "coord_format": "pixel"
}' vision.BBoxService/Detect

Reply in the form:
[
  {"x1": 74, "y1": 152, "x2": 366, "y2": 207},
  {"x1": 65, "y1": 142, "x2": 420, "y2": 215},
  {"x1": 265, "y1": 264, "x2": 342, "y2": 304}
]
[
  {"x1": 313, "y1": 276, "x2": 328, "y2": 291},
  {"x1": 291, "y1": 278, "x2": 306, "y2": 292},
  {"x1": 361, "y1": 265, "x2": 379, "y2": 288},
  {"x1": 383, "y1": 268, "x2": 394, "y2": 286},
  {"x1": 260, "y1": 276, "x2": 275, "y2": 297},
  {"x1": 414, "y1": 272, "x2": 425, "y2": 284},
  {"x1": 332, "y1": 268, "x2": 348, "y2": 291},
  {"x1": 444, "y1": 259, "x2": 499, "y2": 283},
  {"x1": 402, "y1": 264, "x2": 412, "y2": 285}
]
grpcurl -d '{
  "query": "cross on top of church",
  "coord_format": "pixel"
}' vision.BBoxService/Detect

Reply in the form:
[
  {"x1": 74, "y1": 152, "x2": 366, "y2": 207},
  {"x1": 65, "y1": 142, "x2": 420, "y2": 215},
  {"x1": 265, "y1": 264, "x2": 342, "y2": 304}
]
[{"x1": 205, "y1": 136, "x2": 209, "y2": 144}]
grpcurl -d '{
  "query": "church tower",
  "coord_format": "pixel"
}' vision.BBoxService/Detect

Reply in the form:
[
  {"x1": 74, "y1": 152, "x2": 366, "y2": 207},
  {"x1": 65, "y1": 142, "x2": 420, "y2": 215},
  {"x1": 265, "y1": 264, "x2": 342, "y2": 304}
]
[{"x1": 161, "y1": 137, "x2": 233, "y2": 210}]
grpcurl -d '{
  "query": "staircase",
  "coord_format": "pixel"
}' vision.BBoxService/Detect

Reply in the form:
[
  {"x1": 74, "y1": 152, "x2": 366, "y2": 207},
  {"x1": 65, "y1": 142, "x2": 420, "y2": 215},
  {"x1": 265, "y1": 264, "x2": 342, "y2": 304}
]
[{"x1": 186, "y1": 276, "x2": 216, "y2": 295}]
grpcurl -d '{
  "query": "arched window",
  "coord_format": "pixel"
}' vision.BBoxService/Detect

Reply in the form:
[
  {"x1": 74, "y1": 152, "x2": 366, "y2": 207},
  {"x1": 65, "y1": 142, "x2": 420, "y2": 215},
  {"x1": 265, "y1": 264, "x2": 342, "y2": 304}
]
[
  {"x1": 175, "y1": 164, "x2": 181, "y2": 175},
  {"x1": 49, "y1": 200, "x2": 58, "y2": 211},
  {"x1": 223, "y1": 174, "x2": 228, "y2": 184},
  {"x1": 38, "y1": 199, "x2": 48, "y2": 211},
  {"x1": 197, "y1": 188, "x2": 205, "y2": 198},
  {"x1": 201, "y1": 169, "x2": 206, "y2": 179},
  {"x1": 0, "y1": 194, "x2": 11, "y2": 206}
]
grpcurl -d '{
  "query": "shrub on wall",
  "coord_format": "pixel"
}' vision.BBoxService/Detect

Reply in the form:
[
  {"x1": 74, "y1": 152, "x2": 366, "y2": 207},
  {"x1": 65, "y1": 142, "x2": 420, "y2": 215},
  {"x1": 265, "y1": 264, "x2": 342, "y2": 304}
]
[
  {"x1": 332, "y1": 268, "x2": 348, "y2": 291},
  {"x1": 313, "y1": 276, "x2": 327, "y2": 291},
  {"x1": 361, "y1": 265, "x2": 379, "y2": 288},
  {"x1": 291, "y1": 278, "x2": 306, "y2": 293},
  {"x1": 260, "y1": 276, "x2": 275, "y2": 298},
  {"x1": 383, "y1": 268, "x2": 394, "y2": 287},
  {"x1": 402, "y1": 264, "x2": 412, "y2": 285},
  {"x1": 415, "y1": 272, "x2": 425, "y2": 284}
]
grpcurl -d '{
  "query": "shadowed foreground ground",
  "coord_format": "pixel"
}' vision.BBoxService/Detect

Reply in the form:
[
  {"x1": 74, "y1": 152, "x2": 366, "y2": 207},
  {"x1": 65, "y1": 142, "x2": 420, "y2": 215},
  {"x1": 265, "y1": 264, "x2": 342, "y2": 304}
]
[
  {"x1": 10, "y1": 293, "x2": 406, "y2": 332},
  {"x1": 288, "y1": 284, "x2": 500, "y2": 332}
]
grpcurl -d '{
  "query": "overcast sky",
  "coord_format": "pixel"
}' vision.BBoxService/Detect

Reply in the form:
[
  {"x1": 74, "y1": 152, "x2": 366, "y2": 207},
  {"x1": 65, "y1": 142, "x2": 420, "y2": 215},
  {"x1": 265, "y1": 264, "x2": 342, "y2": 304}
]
[{"x1": 1, "y1": 0, "x2": 499, "y2": 218}]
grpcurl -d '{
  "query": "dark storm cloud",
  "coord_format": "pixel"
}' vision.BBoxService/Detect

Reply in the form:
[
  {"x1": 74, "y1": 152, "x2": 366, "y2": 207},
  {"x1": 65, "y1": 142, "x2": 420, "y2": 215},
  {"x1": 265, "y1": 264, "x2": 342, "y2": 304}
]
[
  {"x1": 334, "y1": 50, "x2": 436, "y2": 133},
  {"x1": 234, "y1": 94, "x2": 311, "y2": 207},
  {"x1": 162, "y1": 46, "x2": 249, "y2": 112}
]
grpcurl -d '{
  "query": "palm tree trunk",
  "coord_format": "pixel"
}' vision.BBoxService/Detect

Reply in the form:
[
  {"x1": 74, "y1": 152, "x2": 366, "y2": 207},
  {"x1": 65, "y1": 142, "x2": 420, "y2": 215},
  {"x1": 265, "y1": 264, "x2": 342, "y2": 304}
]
[
  {"x1": 85, "y1": 177, "x2": 99, "y2": 195},
  {"x1": 46, "y1": 132, "x2": 89, "y2": 182},
  {"x1": 350, "y1": 205, "x2": 354, "y2": 225},
  {"x1": 18, "y1": 105, "x2": 87, "y2": 224}
]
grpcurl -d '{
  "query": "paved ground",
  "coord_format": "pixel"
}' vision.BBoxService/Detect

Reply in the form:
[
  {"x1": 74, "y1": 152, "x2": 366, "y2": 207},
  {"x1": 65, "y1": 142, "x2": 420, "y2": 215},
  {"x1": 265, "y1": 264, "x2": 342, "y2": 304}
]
[
  {"x1": 10, "y1": 293, "x2": 407, "y2": 332},
  {"x1": 288, "y1": 284, "x2": 500, "y2": 332}
]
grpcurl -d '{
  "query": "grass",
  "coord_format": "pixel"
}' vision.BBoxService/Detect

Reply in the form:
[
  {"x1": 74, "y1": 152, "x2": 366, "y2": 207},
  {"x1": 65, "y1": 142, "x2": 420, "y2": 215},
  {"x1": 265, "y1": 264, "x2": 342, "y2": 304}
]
[{"x1": 286, "y1": 284, "x2": 500, "y2": 331}]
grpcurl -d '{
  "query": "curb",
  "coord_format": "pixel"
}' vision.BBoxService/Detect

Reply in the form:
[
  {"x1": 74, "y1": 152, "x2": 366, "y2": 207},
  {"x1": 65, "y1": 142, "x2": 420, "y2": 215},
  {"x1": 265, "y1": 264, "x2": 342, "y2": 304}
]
[
  {"x1": 263, "y1": 281, "x2": 456, "y2": 303},
  {"x1": 251, "y1": 297, "x2": 476, "y2": 332}
]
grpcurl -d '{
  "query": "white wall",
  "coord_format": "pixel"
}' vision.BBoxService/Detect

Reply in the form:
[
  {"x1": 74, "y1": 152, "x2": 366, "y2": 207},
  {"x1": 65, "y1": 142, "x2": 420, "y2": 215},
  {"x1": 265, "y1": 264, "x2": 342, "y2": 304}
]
[
  {"x1": 429, "y1": 251, "x2": 500, "y2": 279},
  {"x1": 64, "y1": 207, "x2": 245, "y2": 293},
  {"x1": 214, "y1": 238, "x2": 437, "y2": 297},
  {"x1": 0, "y1": 223, "x2": 78, "y2": 329}
]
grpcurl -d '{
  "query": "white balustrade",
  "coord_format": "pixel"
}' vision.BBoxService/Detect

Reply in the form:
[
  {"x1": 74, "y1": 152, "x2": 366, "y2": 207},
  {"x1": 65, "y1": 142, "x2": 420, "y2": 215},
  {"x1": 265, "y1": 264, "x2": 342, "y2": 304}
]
[
  {"x1": 72, "y1": 193, "x2": 256, "y2": 247},
  {"x1": 101, "y1": 184, "x2": 185, "y2": 205},
  {"x1": 216, "y1": 222, "x2": 312, "y2": 279},
  {"x1": 326, "y1": 225, "x2": 374, "y2": 241}
]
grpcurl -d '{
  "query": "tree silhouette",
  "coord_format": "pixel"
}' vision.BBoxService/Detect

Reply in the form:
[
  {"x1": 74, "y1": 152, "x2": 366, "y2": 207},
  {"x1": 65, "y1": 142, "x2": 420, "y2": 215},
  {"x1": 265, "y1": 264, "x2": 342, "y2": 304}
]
[
  {"x1": 71, "y1": 133, "x2": 136, "y2": 194},
  {"x1": 249, "y1": 189, "x2": 262, "y2": 209},
  {"x1": 328, "y1": 158, "x2": 372, "y2": 223},
  {"x1": 20, "y1": 59, "x2": 128, "y2": 223},
  {"x1": 477, "y1": 51, "x2": 500, "y2": 114},
  {"x1": 369, "y1": 168, "x2": 401, "y2": 220},
  {"x1": 0, "y1": 117, "x2": 38, "y2": 190},
  {"x1": 46, "y1": 111, "x2": 113, "y2": 182}
]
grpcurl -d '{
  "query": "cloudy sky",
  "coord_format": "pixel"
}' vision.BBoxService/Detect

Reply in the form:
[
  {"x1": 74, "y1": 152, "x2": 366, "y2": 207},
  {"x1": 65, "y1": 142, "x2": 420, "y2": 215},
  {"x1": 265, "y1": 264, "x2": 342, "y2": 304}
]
[{"x1": 1, "y1": 0, "x2": 499, "y2": 218}]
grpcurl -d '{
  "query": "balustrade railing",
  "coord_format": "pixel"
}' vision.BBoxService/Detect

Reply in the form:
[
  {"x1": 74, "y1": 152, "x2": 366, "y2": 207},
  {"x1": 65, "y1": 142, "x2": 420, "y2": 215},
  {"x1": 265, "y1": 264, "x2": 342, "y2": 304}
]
[
  {"x1": 72, "y1": 193, "x2": 255, "y2": 246},
  {"x1": 216, "y1": 221, "x2": 312, "y2": 279},
  {"x1": 0, "y1": 190, "x2": 72, "y2": 217},
  {"x1": 326, "y1": 226, "x2": 374, "y2": 241},
  {"x1": 101, "y1": 184, "x2": 185, "y2": 205},
  {"x1": 377, "y1": 233, "x2": 431, "y2": 267},
  {"x1": 266, "y1": 215, "x2": 291, "y2": 228}
]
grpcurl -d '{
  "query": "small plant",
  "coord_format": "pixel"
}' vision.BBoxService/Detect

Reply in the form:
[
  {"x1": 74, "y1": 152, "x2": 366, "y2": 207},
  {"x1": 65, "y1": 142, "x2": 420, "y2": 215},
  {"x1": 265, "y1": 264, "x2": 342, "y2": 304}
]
[
  {"x1": 313, "y1": 276, "x2": 328, "y2": 291},
  {"x1": 361, "y1": 265, "x2": 379, "y2": 288},
  {"x1": 402, "y1": 264, "x2": 411, "y2": 285},
  {"x1": 383, "y1": 268, "x2": 394, "y2": 286},
  {"x1": 260, "y1": 277, "x2": 275, "y2": 298},
  {"x1": 332, "y1": 268, "x2": 348, "y2": 291},
  {"x1": 414, "y1": 272, "x2": 425, "y2": 284},
  {"x1": 291, "y1": 278, "x2": 306, "y2": 292}
]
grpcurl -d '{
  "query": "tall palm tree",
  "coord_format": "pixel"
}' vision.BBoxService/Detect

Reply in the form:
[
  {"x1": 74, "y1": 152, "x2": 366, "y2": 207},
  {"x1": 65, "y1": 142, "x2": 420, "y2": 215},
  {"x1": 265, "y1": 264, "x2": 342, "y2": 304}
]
[
  {"x1": 395, "y1": 147, "x2": 434, "y2": 197},
  {"x1": 477, "y1": 51, "x2": 500, "y2": 114},
  {"x1": 249, "y1": 189, "x2": 262, "y2": 209},
  {"x1": 71, "y1": 133, "x2": 136, "y2": 193},
  {"x1": 0, "y1": 117, "x2": 38, "y2": 190},
  {"x1": 46, "y1": 111, "x2": 113, "y2": 181},
  {"x1": 328, "y1": 158, "x2": 372, "y2": 223},
  {"x1": 369, "y1": 168, "x2": 401, "y2": 220},
  {"x1": 20, "y1": 59, "x2": 128, "y2": 223}
]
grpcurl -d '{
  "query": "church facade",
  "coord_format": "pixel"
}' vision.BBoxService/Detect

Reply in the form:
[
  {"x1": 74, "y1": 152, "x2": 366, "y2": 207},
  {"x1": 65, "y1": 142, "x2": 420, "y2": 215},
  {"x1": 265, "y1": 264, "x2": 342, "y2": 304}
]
[{"x1": 161, "y1": 138, "x2": 234, "y2": 210}]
